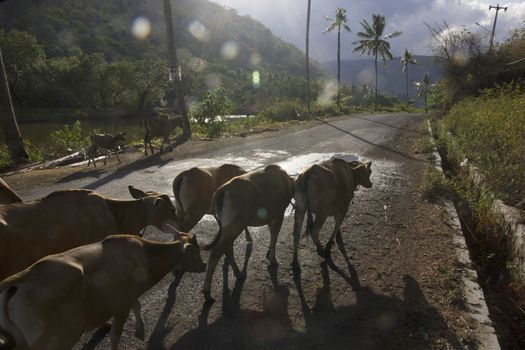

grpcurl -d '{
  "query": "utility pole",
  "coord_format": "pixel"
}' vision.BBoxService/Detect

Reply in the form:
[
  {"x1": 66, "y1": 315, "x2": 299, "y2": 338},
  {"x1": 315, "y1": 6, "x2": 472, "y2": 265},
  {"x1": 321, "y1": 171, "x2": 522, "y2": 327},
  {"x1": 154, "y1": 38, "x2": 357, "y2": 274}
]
[
  {"x1": 163, "y1": 0, "x2": 191, "y2": 139},
  {"x1": 488, "y1": 4, "x2": 507, "y2": 53},
  {"x1": 305, "y1": 0, "x2": 311, "y2": 117}
]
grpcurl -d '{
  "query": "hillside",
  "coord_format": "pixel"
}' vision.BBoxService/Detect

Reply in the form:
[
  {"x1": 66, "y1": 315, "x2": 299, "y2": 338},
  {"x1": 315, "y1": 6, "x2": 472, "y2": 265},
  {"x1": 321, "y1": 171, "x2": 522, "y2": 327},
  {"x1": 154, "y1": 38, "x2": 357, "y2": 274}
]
[
  {"x1": 322, "y1": 56, "x2": 443, "y2": 99},
  {"x1": 0, "y1": 0, "x2": 321, "y2": 76}
]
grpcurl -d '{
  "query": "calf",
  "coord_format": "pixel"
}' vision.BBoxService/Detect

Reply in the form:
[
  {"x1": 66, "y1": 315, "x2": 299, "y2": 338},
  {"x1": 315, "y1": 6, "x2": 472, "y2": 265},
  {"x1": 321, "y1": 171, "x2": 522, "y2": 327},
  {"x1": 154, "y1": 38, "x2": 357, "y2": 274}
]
[
  {"x1": 144, "y1": 115, "x2": 183, "y2": 155},
  {"x1": 87, "y1": 132, "x2": 126, "y2": 167},
  {"x1": 292, "y1": 159, "x2": 372, "y2": 269},
  {"x1": 172, "y1": 164, "x2": 247, "y2": 231},
  {"x1": 202, "y1": 165, "x2": 294, "y2": 301},
  {"x1": 0, "y1": 234, "x2": 206, "y2": 350},
  {"x1": 0, "y1": 187, "x2": 177, "y2": 281},
  {"x1": 0, "y1": 178, "x2": 22, "y2": 205}
]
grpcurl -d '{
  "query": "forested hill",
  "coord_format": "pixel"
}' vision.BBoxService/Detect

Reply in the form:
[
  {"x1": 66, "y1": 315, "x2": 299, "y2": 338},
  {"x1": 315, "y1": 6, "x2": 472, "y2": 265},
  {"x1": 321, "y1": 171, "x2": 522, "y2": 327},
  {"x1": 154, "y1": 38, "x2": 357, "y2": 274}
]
[
  {"x1": 322, "y1": 56, "x2": 443, "y2": 99},
  {"x1": 0, "y1": 0, "x2": 319, "y2": 76}
]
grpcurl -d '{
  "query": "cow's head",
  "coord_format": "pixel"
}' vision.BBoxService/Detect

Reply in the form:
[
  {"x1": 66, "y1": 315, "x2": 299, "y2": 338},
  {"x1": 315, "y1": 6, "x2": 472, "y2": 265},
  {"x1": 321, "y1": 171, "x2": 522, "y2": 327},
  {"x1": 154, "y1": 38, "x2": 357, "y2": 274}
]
[
  {"x1": 115, "y1": 132, "x2": 127, "y2": 146},
  {"x1": 128, "y1": 185, "x2": 179, "y2": 230},
  {"x1": 352, "y1": 161, "x2": 373, "y2": 189},
  {"x1": 176, "y1": 233, "x2": 206, "y2": 273}
]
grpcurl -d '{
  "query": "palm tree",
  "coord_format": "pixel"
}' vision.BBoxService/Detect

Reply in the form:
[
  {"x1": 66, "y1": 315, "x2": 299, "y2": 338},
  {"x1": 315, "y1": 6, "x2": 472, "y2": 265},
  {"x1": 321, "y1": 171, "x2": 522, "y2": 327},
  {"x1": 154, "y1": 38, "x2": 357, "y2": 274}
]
[
  {"x1": 163, "y1": 0, "x2": 191, "y2": 139},
  {"x1": 414, "y1": 73, "x2": 431, "y2": 113},
  {"x1": 305, "y1": 0, "x2": 312, "y2": 116},
  {"x1": 323, "y1": 7, "x2": 351, "y2": 109},
  {"x1": 0, "y1": 47, "x2": 29, "y2": 164},
  {"x1": 353, "y1": 14, "x2": 402, "y2": 110},
  {"x1": 400, "y1": 49, "x2": 418, "y2": 106}
]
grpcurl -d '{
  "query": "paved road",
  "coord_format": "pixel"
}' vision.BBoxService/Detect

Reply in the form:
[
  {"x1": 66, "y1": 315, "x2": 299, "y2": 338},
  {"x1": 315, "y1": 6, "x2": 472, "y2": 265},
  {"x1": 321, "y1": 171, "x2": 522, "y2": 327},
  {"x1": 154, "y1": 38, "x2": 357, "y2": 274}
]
[{"x1": 20, "y1": 113, "x2": 430, "y2": 349}]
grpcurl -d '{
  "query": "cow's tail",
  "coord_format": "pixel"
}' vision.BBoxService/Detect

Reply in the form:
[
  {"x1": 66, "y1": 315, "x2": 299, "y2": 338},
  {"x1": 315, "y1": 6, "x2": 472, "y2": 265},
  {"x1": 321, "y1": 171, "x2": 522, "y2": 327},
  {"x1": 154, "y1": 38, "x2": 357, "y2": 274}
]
[
  {"x1": 0, "y1": 286, "x2": 19, "y2": 350},
  {"x1": 203, "y1": 188, "x2": 226, "y2": 251},
  {"x1": 173, "y1": 173, "x2": 186, "y2": 222},
  {"x1": 295, "y1": 171, "x2": 314, "y2": 241}
]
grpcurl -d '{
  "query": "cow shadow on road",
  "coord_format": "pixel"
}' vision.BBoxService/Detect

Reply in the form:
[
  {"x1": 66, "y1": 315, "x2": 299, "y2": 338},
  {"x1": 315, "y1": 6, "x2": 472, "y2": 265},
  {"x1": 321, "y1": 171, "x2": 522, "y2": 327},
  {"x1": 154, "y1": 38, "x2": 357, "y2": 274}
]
[
  {"x1": 58, "y1": 151, "x2": 173, "y2": 190},
  {"x1": 168, "y1": 254, "x2": 465, "y2": 350}
]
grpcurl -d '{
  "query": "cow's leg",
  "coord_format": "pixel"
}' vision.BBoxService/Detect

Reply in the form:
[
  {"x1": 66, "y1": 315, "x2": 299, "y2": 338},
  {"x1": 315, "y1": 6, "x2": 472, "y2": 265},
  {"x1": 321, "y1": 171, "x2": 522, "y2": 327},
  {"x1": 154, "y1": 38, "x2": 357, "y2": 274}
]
[
  {"x1": 202, "y1": 245, "x2": 227, "y2": 302},
  {"x1": 244, "y1": 228, "x2": 253, "y2": 244},
  {"x1": 310, "y1": 214, "x2": 328, "y2": 257},
  {"x1": 267, "y1": 216, "x2": 284, "y2": 266},
  {"x1": 325, "y1": 207, "x2": 348, "y2": 261},
  {"x1": 114, "y1": 147, "x2": 121, "y2": 163},
  {"x1": 166, "y1": 136, "x2": 173, "y2": 151},
  {"x1": 292, "y1": 203, "x2": 307, "y2": 269},
  {"x1": 226, "y1": 242, "x2": 244, "y2": 280},
  {"x1": 110, "y1": 308, "x2": 131, "y2": 350},
  {"x1": 132, "y1": 300, "x2": 145, "y2": 340}
]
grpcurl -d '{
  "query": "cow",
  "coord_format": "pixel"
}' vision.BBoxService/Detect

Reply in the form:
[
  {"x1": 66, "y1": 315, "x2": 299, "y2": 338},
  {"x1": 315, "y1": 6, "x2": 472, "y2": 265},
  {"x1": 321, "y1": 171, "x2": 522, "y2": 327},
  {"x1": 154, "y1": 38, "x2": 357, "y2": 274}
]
[
  {"x1": 0, "y1": 233, "x2": 206, "y2": 350},
  {"x1": 0, "y1": 178, "x2": 22, "y2": 206},
  {"x1": 291, "y1": 159, "x2": 372, "y2": 269},
  {"x1": 144, "y1": 115, "x2": 183, "y2": 155},
  {"x1": 172, "y1": 164, "x2": 247, "y2": 232},
  {"x1": 202, "y1": 164, "x2": 294, "y2": 302},
  {"x1": 0, "y1": 187, "x2": 177, "y2": 282},
  {"x1": 87, "y1": 132, "x2": 126, "y2": 167}
]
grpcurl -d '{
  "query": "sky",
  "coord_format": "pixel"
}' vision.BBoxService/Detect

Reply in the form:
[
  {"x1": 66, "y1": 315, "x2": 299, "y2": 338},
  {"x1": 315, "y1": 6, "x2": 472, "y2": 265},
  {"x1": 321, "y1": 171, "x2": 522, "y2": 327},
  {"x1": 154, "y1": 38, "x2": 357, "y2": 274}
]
[{"x1": 210, "y1": 0, "x2": 525, "y2": 61}]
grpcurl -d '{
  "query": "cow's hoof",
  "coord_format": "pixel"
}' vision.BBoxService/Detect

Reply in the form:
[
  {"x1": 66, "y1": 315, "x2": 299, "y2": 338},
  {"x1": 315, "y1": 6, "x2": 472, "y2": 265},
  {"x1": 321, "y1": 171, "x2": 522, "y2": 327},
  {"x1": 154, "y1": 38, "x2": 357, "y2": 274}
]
[
  {"x1": 323, "y1": 248, "x2": 333, "y2": 261},
  {"x1": 268, "y1": 258, "x2": 278, "y2": 267}
]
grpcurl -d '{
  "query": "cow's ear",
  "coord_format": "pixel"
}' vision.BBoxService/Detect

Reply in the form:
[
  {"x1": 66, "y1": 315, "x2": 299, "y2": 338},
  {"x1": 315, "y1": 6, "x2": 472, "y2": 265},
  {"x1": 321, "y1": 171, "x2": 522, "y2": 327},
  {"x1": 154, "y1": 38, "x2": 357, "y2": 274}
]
[{"x1": 128, "y1": 185, "x2": 148, "y2": 199}]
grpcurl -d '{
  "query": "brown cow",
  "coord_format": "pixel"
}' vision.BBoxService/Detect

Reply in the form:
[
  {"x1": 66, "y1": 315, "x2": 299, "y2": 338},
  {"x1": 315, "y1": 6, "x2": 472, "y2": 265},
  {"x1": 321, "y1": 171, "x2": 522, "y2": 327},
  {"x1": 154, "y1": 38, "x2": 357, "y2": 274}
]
[
  {"x1": 87, "y1": 132, "x2": 126, "y2": 167},
  {"x1": 202, "y1": 164, "x2": 294, "y2": 301},
  {"x1": 0, "y1": 178, "x2": 22, "y2": 206},
  {"x1": 292, "y1": 159, "x2": 372, "y2": 269},
  {"x1": 0, "y1": 234, "x2": 205, "y2": 350},
  {"x1": 172, "y1": 164, "x2": 247, "y2": 231},
  {"x1": 144, "y1": 115, "x2": 183, "y2": 155},
  {"x1": 0, "y1": 187, "x2": 177, "y2": 282}
]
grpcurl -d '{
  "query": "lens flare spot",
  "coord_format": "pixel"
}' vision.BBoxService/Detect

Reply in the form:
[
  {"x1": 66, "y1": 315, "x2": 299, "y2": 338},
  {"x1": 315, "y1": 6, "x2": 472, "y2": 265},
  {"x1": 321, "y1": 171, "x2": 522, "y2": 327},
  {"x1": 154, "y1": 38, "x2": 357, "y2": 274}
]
[
  {"x1": 131, "y1": 17, "x2": 151, "y2": 40},
  {"x1": 221, "y1": 41, "x2": 240, "y2": 60},
  {"x1": 188, "y1": 20, "x2": 211, "y2": 42},
  {"x1": 205, "y1": 73, "x2": 222, "y2": 89},
  {"x1": 252, "y1": 71, "x2": 261, "y2": 88},
  {"x1": 250, "y1": 52, "x2": 262, "y2": 66},
  {"x1": 257, "y1": 207, "x2": 268, "y2": 220}
]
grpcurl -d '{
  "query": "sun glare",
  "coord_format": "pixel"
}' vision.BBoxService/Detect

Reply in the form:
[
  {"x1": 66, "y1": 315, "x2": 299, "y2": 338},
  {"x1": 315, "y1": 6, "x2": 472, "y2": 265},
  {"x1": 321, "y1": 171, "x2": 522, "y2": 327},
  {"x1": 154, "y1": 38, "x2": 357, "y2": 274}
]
[
  {"x1": 252, "y1": 71, "x2": 260, "y2": 87},
  {"x1": 188, "y1": 20, "x2": 211, "y2": 42},
  {"x1": 221, "y1": 41, "x2": 240, "y2": 60},
  {"x1": 131, "y1": 17, "x2": 151, "y2": 40}
]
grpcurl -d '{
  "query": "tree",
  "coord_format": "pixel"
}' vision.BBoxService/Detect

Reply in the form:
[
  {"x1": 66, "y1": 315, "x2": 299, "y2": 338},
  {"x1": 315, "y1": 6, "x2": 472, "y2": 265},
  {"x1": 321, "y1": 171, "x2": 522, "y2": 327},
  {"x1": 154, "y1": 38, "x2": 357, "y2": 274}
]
[
  {"x1": 323, "y1": 7, "x2": 351, "y2": 110},
  {"x1": 353, "y1": 14, "x2": 401, "y2": 110},
  {"x1": 0, "y1": 47, "x2": 29, "y2": 164},
  {"x1": 400, "y1": 49, "x2": 418, "y2": 105},
  {"x1": 414, "y1": 73, "x2": 432, "y2": 113},
  {"x1": 0, "y1": 29, "x2": 45, "y2": 106},
  {"x1": 305, "y1": 0, "x2": 312, "y2": 116}
]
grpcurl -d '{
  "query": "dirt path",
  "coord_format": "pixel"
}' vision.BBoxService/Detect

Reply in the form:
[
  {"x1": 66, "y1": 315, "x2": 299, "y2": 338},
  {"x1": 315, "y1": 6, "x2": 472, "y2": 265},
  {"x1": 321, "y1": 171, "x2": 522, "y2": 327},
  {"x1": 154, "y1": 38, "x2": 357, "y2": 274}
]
[{"x1": 3, "y1": 114, "x2": 481, "y2": 349}]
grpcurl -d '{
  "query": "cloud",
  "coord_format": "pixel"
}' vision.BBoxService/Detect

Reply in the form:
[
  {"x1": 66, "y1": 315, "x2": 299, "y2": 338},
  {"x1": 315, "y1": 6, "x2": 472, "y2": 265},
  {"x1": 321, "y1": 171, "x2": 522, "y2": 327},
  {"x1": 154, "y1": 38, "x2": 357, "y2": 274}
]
[{"x1": 211, "y1": 0, "x2": 525, "y2": 61}]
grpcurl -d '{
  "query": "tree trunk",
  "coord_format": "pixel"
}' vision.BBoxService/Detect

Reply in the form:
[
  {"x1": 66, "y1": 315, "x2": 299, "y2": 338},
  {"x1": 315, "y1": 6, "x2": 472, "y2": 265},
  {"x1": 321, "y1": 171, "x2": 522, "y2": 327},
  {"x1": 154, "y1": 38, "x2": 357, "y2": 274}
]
[
  {"x1": 0, "y1": 47, "x2": 29, "y2": 165},
  {"x1": 374, "y1": 54, "x2": 378, "y2": 111},
  {"x1": 337, "y1": 26, "x2": 341, "y2": 110},
  {"x1": 163, "y1": 0, "x2": 191, "y2": 139},
  {"x1": 405, "y1": 67, "x2": 409, "y2": 106},
  {"x1": 305, "y1": 0, "x2": 311, "y2": 116}
]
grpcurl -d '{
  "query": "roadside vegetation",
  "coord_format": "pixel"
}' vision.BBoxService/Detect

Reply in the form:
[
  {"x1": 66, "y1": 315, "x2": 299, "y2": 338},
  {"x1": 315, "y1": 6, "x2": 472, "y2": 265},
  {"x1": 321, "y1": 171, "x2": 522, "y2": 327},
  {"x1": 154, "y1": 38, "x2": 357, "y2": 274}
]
[{"x1": 423, "y1": 23, "x2": 525, "y2": 349}]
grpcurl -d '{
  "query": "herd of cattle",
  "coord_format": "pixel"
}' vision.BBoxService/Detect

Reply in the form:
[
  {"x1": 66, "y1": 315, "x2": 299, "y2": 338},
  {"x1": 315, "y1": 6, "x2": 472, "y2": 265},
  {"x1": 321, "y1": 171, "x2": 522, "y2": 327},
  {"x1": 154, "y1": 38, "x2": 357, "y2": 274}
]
[{"x1": 0, "y1": 155, "x2": 372, "y2": 349}]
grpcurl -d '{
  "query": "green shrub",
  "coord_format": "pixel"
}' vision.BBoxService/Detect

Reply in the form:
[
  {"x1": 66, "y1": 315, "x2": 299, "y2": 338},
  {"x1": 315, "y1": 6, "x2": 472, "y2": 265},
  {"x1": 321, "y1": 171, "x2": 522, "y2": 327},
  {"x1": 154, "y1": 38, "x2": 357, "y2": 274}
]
[
  {"x1": 190, "y1": 87, "x2": 236, "y2": 138},
  {"x1": 442, "y1": 83, "x2": 525, "y2": 205},
  {"x1": 46, "y1": 120, "x2": 89, "y2": 158}
]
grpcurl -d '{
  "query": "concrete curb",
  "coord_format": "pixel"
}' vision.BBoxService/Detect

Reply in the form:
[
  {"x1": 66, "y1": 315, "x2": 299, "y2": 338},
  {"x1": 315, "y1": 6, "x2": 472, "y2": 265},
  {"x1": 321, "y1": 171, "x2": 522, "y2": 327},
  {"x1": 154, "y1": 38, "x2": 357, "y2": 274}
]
[{"x1": 427, "y1": 120, "x2": 501, "y2": 349}]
